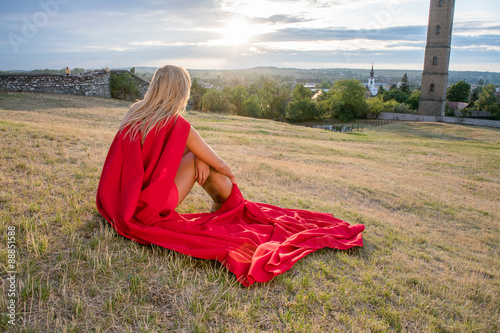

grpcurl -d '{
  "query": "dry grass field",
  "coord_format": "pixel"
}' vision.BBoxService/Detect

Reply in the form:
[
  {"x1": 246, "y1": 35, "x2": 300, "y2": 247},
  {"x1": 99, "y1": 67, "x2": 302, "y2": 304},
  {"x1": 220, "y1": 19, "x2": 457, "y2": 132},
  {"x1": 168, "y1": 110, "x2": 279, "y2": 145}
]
[{"x1": 0, "y1": 92, "x2": 499, "y2": 332}]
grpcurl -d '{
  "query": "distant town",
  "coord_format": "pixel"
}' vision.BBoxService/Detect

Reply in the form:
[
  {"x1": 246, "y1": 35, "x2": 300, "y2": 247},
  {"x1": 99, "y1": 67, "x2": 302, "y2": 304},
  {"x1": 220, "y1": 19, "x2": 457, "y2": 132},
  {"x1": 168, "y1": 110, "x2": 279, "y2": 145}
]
[{"x1": 2, "y1": 66, "x2": 500, "y2": 88}]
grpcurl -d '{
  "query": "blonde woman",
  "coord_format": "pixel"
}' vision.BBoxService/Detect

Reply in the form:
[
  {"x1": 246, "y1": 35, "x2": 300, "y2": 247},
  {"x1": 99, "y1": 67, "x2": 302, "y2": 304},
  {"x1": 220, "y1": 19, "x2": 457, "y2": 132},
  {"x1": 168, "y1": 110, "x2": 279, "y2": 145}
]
[
  {"x1": 115, "y1": 65, "x2": 235, "y2": 211},
  {"x1": 96, "y1": 65, "x2": 364, "y2": 287}
]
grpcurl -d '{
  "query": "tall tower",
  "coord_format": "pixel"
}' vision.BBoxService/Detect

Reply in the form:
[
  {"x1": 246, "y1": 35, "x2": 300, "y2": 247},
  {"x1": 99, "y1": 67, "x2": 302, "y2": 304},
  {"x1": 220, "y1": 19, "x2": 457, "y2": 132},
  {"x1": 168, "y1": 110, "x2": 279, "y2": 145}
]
[
  {"x1": 368, "y1": 64, "x2": 378, "y2": 96},
  {"x1": 418, "y1": 0, "x2": 456, "y2": 116}
]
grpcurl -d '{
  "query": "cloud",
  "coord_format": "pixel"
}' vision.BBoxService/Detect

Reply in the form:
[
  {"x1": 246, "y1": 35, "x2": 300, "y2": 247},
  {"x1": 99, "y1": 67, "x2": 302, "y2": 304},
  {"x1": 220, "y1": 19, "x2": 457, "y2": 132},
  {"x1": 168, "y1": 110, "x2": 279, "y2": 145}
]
[
  {"x1": 253, "y1": 14, "x2": 312, "y2": 24},
  {"x1": 258, "y1": 25, "x2": 427, "y2": 43}
]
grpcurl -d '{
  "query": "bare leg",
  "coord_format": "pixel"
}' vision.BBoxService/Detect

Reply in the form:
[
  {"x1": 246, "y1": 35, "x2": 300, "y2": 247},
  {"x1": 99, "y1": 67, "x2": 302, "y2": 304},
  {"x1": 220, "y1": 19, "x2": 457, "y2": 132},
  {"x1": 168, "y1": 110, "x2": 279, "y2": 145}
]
[
  {"x1": 174, "y1": 146, "x2": 234, "y2": 209},
  {"x1": 174, "y1": 152, "x2": 196, "y2": 207},
  {"x1": 204, "y1": 168, "x2": 233, "y2": 200}
]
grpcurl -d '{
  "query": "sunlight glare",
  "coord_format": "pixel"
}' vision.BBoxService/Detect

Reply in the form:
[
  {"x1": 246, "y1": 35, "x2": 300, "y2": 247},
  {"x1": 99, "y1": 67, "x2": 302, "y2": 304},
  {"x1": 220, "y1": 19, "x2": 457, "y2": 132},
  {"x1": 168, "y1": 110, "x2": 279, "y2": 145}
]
[{"x1": 220, "y1": 20, "x2": 256, "y2": 46}]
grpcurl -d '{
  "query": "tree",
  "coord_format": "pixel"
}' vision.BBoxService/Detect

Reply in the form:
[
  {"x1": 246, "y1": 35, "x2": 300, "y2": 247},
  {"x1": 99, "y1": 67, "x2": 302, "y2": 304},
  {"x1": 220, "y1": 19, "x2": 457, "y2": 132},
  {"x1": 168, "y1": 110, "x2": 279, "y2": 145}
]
[
  {"x1": 400, "y1": 73, "x2": 411, "y2": 95},
  {"x1": 201, "y1": 89, "x2": 235, "y2": 113},
  {"x1": 286, "y1": 84, "x2": 322, "y2": 122},
  {"x1": 291, "y1": 84, "x2": 313, "y2": 100},
  {"x1": 469, "y1": 85, "x2": 482, "y2": 104},
  {"x1": 257, "y1": 80, "x2": 290, "y2": 120},
  {"x1": 377, "y1": 85, "x2": 385, "y2": 96},
  {"x1": 383, "y1": 87, "x2": 409, "y2": 104},
  {"x1": 367, "y1": 97, "x2": 398, "y2": 117},
  {"x1": 190, "y1": 78, "x2": 207, "y2": 111},
  {"x1": 223, "y1": 85, "x2": 248, "y2": 115},
  {"x1": 475, "y1": 84, "x2": 497, "y2": 111},
  {"x1": 446, "y1": 80, "x2": 471, "y2": 102},
  {"x1": 287, "y1": 100, "x2": 321, "y2": 122},
  {"x1": 110, "y1": 72, "x2": 140, "y2": 101},
  {"x1": 320, "y1": 79, "x2": 368, "y2": 121},
  {"x1": 243, "y1": 95, "x2": 262, "y2": 118},
  {"x1": 407, "y1": 90, "x2": 421, "y2": 110},
  {"x1": 315, "y1": 80, "x2": 332, "y2": 90},
  {"x1": 488, "y1": 103, "x2": 500, "y2": 120},
  {"x1": 71, "y1": 67, "x2": 86, "y2": 74}
]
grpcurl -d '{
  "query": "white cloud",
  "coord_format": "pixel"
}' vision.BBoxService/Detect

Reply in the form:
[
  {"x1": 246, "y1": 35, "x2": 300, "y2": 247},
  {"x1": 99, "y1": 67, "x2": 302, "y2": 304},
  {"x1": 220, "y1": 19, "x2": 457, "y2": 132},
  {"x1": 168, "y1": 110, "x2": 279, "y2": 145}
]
[{"x1": 253, "y1": 39, "x2": 424, "y2": 52}]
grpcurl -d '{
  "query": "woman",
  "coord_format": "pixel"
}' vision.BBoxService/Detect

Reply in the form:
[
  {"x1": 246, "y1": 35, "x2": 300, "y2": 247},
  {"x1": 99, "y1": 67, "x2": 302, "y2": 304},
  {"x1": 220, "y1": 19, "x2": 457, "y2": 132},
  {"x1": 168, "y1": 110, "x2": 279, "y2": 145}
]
[
  {"x1": 97, "y1": 65, "x2": 364, "y2": 287},
  {"x1": 116, "y1": 65, "x2": 235, "y2": 212}
]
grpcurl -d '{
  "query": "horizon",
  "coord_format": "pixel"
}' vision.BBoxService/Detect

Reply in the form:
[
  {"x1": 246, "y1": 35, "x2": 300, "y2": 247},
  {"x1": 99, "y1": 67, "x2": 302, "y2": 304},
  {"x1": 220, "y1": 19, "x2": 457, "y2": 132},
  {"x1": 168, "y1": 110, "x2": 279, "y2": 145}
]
[
  {"x1": 1, "y1": 0, "x2": 499, "y2": 72},
  {"x1": 5, "y1": 65, "x2": 500, "y2": 76}
]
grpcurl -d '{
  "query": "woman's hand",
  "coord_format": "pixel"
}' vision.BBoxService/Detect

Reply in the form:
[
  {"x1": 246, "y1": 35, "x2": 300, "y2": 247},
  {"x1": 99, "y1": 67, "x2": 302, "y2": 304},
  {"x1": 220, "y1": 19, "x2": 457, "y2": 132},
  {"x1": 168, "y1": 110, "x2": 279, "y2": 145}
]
[
  {"x1": 195, "y1": 156, "x2": 210, "y2": 186},
  {"x1": 186, "y1": 126, "x2": 237, "y2": 184}
]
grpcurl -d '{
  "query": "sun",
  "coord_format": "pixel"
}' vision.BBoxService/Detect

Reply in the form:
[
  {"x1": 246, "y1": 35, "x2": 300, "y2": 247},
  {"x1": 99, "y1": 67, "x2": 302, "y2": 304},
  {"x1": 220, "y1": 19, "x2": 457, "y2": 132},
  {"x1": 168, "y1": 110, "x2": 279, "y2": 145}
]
[{"x1": 220, "y1": 19, "x2": 256, "y2": 46}]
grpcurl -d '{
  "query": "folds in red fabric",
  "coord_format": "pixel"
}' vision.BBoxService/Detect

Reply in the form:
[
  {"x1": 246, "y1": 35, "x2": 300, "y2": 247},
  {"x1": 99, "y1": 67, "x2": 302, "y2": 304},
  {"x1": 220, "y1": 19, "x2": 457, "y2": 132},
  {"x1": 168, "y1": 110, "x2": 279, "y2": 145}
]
[{"x1": 96, "y1": 116, "x2": 364, "y2": 287}]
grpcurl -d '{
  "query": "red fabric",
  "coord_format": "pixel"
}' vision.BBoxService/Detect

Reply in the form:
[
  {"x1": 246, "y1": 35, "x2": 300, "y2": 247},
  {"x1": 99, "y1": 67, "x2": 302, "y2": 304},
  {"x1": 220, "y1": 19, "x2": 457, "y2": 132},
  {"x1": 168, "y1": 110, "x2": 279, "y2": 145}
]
[{"x1": 96, "y1": 116, "x2": 364, "y2": 287}]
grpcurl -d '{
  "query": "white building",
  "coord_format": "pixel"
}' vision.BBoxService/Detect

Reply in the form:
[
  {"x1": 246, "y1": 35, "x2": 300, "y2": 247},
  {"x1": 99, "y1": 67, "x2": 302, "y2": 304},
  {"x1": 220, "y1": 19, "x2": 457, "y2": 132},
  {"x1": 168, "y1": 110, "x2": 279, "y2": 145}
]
[{"x1": 367, "y1": 64, "x2": 378, "y2": 96}]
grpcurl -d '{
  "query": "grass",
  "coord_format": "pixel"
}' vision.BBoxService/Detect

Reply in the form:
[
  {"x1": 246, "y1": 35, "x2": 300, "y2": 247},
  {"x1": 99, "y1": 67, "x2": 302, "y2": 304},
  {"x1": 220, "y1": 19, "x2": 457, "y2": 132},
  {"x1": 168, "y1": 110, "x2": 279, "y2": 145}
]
[{"x1": 0, "y1": 92, "x2": 499, "y2": 332}]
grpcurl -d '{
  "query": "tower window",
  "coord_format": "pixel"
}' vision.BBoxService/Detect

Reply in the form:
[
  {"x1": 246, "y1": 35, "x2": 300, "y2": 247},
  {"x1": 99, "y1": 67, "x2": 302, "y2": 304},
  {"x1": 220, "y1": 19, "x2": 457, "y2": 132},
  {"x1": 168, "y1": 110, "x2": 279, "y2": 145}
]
[
  {"x1": 433, "y1": 57, "x2": 438, "y2": 65},
  {"x1": 430, "y1": 84, "x2": 435, "y2": 92},
  {"x1": 439, "y1": 0, "x2": 443, "y2": 7},
  {"x1": 436, "y1": 25, "x2": 440, "y2": 34}
]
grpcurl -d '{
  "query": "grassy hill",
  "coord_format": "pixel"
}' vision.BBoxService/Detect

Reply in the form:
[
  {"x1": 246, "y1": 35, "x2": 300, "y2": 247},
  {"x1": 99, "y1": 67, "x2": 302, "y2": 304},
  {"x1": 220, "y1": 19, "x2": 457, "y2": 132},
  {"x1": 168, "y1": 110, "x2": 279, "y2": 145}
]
[{"x1": 0, "y1": 92, "x2": 499, "y2": 332}]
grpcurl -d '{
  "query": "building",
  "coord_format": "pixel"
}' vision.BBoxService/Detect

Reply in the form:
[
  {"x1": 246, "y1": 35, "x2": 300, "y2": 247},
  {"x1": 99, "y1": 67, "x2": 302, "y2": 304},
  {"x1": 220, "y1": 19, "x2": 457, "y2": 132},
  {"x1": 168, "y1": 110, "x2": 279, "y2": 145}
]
[
  {"x1": 418, "y1": 0, "x2": 456, "y2": 116},
  {"x1": 367, "y1": 64, "x2": 379, "y2": 96}
]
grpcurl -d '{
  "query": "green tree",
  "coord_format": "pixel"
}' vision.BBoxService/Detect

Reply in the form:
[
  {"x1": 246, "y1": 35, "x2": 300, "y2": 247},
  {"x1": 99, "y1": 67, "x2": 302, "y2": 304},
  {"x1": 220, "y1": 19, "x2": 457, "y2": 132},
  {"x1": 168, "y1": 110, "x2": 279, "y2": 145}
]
[
  {"x1": 407, "y1": 90, "x2": 421, "y2": 110},
  {"x1": 383, "y1": 87, "x2": 409, "y2": 104},
  {"x1": 201, "y1": 89, "x2": 235, "y2": 113},
  {"x1": 223, "y1": 85, "x2": 248, "y2": 115},
  {"x1": 315, "y1": 80, "x2": 332, "y2": 90},
  {"x1": 286, "y1": 84, "x2": 322, "y2": 122},
  {"x1": 320, "y1": 79, "x2": 368, "y2": 121},
  {"x1": 488, "y1": 103, "x2": 500, "y2": 120},
  {"x1": 475, "y1": 84, "x2": 497, "y2": 111},
  {"x1": 367, "y1": 97, "x2": 398, "y2": 117},
  {"x1": 446, "y1": 80, "x2": 471, "y2": 102},
  {"x1": 292, "y1": 84, "x2": 313, "y2": 100},
  {"x1": 400, "y1": 73, "x2": 411, "y2": 95},
  {"x1": 377, "y1": 85, "x2": 385, "y2": 96},
  {"x1": 190, "y1": 78, "x2": 207, "y2": 111},
  {"x1": 257, "y1": 80, "x2": 289, "y2": 120},
  {"x1": 243, "y1": 95, "x2": 262, "y2": 118},
  {"x1": 71, "y1": 68, "x2": 86, "y2": 74},
  {"x1": 110, "y1": 72, "x2": 140, "y2": 101},
  {"x1": 469, "y1": 85, "x2": 482, "y2": 104},
  {"x1": 287, "y1": 100, "x2": 321, "y2": 122}
]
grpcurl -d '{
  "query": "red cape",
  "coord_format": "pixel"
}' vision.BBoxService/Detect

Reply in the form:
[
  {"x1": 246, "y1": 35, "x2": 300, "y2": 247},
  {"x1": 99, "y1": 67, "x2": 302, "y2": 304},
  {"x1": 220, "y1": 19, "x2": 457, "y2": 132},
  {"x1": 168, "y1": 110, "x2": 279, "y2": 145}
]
[{"x1": 96, "y1": 116, "x2": 364, "y2": 287}]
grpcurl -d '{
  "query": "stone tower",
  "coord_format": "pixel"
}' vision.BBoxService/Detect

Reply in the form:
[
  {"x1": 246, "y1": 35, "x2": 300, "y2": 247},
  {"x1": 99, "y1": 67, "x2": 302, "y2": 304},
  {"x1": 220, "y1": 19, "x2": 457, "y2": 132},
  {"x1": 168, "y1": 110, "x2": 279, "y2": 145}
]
[{"x1": 418, "y1": 0, "x2": 456, "y2": 116}]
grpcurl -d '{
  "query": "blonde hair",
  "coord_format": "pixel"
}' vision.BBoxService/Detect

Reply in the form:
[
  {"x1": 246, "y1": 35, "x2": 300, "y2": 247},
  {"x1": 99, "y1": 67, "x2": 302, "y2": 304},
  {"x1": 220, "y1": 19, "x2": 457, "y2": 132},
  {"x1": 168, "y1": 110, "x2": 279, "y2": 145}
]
[{"x1": 118, "y1": 65, "x2": 191, "y2": 143}]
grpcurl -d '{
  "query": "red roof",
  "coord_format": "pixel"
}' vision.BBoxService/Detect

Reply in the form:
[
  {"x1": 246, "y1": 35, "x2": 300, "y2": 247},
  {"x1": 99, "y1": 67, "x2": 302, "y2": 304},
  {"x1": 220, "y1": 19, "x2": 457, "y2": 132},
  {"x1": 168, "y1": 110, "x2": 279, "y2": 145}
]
[{"x1": 447, "y1": 102, "x2": 469, "y2": 110}]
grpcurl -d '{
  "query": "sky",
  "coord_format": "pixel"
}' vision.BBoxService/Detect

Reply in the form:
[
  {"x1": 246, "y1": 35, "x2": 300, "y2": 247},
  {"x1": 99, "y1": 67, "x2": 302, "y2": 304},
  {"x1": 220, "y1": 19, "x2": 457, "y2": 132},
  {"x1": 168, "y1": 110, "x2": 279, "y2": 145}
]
[{"x1": 1, "y1": 0, "x2": 499, "y2": 72}]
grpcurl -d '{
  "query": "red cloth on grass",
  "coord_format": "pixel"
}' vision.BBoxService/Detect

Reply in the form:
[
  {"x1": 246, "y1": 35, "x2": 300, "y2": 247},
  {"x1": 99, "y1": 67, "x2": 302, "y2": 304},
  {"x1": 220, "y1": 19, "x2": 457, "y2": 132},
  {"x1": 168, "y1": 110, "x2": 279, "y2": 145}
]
[{"x1": 96, "y1": 116, "x2": 364, "y2": 287}]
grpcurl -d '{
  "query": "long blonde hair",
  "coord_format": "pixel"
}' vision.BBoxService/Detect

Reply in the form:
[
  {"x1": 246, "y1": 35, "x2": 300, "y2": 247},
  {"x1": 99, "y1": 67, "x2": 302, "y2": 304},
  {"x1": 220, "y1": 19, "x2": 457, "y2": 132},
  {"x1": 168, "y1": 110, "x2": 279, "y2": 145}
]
[{"x1": 118, "y1": 65, "x2": 191, "y2": 143}]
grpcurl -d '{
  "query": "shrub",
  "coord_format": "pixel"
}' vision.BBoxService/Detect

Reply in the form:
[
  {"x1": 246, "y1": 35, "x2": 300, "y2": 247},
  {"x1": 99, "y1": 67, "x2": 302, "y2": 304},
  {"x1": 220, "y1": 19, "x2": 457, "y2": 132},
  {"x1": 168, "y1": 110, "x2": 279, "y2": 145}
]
[
  {"x1": 110, "y1": 72, "x2": 140, "y2": 101},
  {"x1": 393, "y1": 103, "x2": 414, "y2": 114},
  {"x1": 201, "y1": 89, "x2": 236, "y2": 114}
]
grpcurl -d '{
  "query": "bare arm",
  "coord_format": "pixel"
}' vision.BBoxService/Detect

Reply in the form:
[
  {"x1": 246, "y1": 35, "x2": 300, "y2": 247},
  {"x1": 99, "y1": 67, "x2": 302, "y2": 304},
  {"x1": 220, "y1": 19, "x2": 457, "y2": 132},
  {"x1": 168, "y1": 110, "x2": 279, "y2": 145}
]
[{"x1": 186, "y1": 126, "x2": 236, "y2": 183}]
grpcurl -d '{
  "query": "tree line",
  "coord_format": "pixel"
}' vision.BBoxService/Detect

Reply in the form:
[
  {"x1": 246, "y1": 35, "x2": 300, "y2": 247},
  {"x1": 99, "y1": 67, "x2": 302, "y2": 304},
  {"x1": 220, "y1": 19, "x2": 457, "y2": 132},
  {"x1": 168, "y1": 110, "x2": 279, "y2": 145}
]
[
  {"x1": 445, "y1": 80, "x2": 500, "y2": 119},
  {"x1": 190, "y1": 74, "x2": 500, "y2": 122},
  {"x1": 189, "y1": 74, "x2": 423, "y2": 123}
]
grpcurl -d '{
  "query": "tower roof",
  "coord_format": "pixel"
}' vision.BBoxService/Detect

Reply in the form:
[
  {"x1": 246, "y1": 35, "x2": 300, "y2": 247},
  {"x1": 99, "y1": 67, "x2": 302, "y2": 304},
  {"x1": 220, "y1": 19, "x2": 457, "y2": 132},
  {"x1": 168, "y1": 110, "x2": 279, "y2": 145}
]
[{"x1": 370, "y1": 63, "x2": 374, "y2": 78}]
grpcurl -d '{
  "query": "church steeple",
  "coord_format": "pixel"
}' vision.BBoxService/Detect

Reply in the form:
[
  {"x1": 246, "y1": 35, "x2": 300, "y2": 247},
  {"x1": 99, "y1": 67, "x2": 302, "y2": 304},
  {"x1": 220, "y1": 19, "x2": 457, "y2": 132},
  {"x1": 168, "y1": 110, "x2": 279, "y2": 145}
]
[{"x1": 368, "y1": 63, "x2": 377, "y2": 96}]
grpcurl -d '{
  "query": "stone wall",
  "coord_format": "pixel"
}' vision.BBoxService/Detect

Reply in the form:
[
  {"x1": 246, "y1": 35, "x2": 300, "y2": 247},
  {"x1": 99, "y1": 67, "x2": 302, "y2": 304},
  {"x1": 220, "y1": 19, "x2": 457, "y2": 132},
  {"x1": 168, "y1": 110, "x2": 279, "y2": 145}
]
[
  {"x1": 0, "y1": 71, "x2": 111, "y2": 98},
  {"x1": 378, "y1": 112, "x2": 500, "y2": 128},
  {"x1": 0, "y1": 70, "x2": 151, "y2": 99}
]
